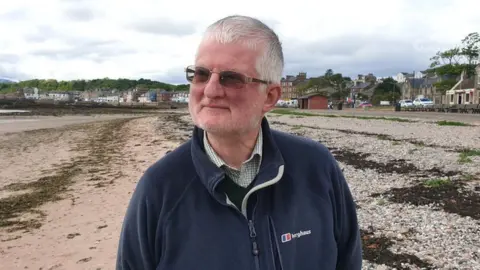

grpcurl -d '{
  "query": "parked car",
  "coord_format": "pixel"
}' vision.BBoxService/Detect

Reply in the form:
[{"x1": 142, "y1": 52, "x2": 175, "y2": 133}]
[
  {"x1": 358, "y1": 102, "x2": 372, "y2": 108},
  {"x1": 413, "y1": 98, "x2": 434, "y2": 107},
  {"x1": 276, "y1": 100, "x2": 286, "y2": 107},
  {"x1": 285, "y1": 99, "x2": 298, "y2": 108},
  {"x1": 399, "y1": 99, "x2": 414, "y2": 107},
  {"x1": 276, "y1": 99, "x2": 298, "y2": 108}
]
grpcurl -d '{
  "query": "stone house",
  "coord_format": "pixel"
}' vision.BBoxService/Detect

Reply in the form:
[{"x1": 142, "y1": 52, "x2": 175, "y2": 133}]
[
  {"x1": 445, "y1": 65, "x2": 480, "y2": 105},
  {"x1": 401, "y1": 74, "x2": 455, "y2": 104}
]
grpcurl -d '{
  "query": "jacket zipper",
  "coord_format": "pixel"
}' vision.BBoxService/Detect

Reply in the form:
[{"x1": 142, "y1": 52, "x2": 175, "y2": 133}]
[
  {"x1": 221, "y1": 165, "x2": 285, "y2": 270},
  {"x1": 248, "y1": 219, "x2": 261, "y2": 270},
  {"x1": 242, "y1": 165, "x2": 285, "y2": 270}
]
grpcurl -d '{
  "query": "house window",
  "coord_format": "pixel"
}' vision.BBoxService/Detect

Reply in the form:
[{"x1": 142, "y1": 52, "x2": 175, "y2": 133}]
[
  {"x1": 466, "y1": 93, "x2": 470, "y2": 103},
  {"x1": 450, "y1": 94, "x2": 453, "y2": 102}
]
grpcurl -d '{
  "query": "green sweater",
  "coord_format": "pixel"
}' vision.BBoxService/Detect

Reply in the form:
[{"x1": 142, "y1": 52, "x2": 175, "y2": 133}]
[{"x1": 217, "y1": 175, "x2": 255, "y2": 210}]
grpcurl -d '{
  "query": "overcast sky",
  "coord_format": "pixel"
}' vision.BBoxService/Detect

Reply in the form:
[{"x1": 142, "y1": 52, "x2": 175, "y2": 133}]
[{"x1": 1, "y1": 0, "x2": 478, "y2": 84}]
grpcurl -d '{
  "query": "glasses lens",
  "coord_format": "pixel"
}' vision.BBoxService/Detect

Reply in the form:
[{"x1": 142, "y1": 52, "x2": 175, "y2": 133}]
[
  {"x1": 186, "y1": 66, "x2": 195, "y2": 82},
  {"x1": 187, "y1": 66, "x2": 210, "y2": 83},
  {"x1": 220, "y1": 71, "x2": 246, "y2": 89}
]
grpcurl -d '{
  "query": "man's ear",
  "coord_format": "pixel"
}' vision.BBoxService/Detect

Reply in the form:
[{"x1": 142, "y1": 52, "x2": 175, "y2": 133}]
[{"x1": 263, "y1": 84, "x2": 282, "y2": 113}]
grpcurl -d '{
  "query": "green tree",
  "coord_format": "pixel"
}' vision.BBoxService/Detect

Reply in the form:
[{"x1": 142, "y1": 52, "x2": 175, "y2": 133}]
[
  {"x1": 371, "y1": 77, "x2": 401, "y2": 105},
  {"x1": 174, "y1": 84, "x2": 190, "y2": 91},
  {"x1": 434, "y1": 79, "x2": 458, "y2": 94},
  {"x1": 0, "y1": 83, "x2": 15, "y2": 92},
  {"x1": 57, "y1": 80, "x2": 73, "y2": 91},
  {"x1": 427, "y1": 32, "x2": 479, "y2": 93},
  {"x1": 296, "y1": 76, "x2": 329, "y2": 96},
  {"x1": 461, "y1": 32, "x2": 480, "y2": 65},
  {"x1": 297, "y1": 69, "x2": 351, "y2": 99},
  {"x1": 0, "y1": 77, "x2": 178, "y2": 94},
  {"x1": 429, "y1": 48, "x2": 461, "y2": 67},
  {"x1": 72, "y1": 80, "x2": 86, "y2": 91},
  {"x1": 323, "y1": 69, "x2": 352, "y2": 99}
]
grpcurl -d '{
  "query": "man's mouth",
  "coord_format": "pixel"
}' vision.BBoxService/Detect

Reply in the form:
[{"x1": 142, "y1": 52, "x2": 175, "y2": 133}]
[{"x1": 204, "y1": 104, "x2": 229, "y2": 109}]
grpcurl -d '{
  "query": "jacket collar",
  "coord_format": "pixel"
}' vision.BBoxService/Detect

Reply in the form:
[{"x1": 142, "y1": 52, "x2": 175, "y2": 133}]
[{"x1": 191, "y1": 117, "x2": 285, "y2": 197}]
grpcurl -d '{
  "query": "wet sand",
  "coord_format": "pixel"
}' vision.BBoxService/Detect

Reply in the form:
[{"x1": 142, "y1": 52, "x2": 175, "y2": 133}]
[
  {"x1": 0, "y1": 115, "x2": 142, "y2": 135},
  {"x1": 0, "y1": 112, "x2": 190, "y2": 270}
]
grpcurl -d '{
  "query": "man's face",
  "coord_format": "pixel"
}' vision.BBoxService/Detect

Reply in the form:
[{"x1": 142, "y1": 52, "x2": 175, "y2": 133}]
[{"x1": 188, "y1": 40, "x2": 275, "y2": 135}]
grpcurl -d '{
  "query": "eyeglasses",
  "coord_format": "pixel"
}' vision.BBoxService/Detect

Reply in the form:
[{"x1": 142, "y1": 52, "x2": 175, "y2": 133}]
[{"x1": 185, "y1": 65, "x2": 271, "y2": 89}]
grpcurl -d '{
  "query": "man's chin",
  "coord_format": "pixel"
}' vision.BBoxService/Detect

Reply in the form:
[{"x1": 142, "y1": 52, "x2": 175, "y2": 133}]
[
  {"x1": 198, "y1": 121, "x2": 229, "y2": 133},
  {"x1": 197, "y1": 116, "x2": 238, "y2": 133}
]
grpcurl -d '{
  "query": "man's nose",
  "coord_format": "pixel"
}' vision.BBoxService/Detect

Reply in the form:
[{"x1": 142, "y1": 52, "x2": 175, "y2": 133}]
[{"x1": 204, "y1": 73, "x2": 225, "y2": 98}]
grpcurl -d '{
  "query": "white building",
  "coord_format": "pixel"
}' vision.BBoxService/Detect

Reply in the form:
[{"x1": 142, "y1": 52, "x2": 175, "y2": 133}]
[
  {"x1": 23, "y1": 87, "x2": 40, "y2": 100},
  {"x1": 395, "y1": 71, "x2": 424, "y2": 83},
  {"x1": 96, "y1": 96, "x2": 120, "y2": 103}
]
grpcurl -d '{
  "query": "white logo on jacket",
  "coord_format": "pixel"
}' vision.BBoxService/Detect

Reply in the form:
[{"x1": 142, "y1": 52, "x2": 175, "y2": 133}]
[{"x1": 281, "y1": 230, "x2": 312, "y2": 243}]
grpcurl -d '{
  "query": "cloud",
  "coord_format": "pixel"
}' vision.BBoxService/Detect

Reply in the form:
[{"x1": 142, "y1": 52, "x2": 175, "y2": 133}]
[
  {"x1": 63, "y1": 6, "x2": 98, "y2": 22},
  {"x1": 0, "y1": 65, "x2": 29, "y2": 81},
  {"x1": 282, "y1": 34, "x2": 450, "y2": 78},
  {"x1": 128, "y1": 17, "x2": 197, "y2": 36},
  {"x1": 24, "y1": 25, "x2": 59, "y2": 43},
  {"x1": 0, "y1": 54, "x2": 20, "y2": 64},
  {"x1": 0, "y1": 8, "x2": 27, "y2": 21},
  {"x1": 0, "y1": 0, "x2": 478, "y2": 83},
  {"x1": 151, "y1": 67, "x2": 189, "y2": 85},
  {"x1": 29, "y1": 39, "x2": 136, "y2": 63}
]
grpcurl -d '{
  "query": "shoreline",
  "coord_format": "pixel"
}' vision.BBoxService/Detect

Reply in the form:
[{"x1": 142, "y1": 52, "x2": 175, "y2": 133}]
[{"x1": 0, "y1": 114, "x2": 144, "y2": 135}]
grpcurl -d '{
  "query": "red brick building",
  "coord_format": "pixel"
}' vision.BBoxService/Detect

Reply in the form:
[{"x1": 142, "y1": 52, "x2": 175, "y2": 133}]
[
  {"x1": 297, "y1": 93, "x2": 328, "y2": 110},
  {"x1": 281, "y1": 72, "x2": 309, "y2": 99}
]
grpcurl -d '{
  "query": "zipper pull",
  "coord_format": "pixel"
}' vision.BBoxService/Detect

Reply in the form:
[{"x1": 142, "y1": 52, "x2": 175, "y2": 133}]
[
  {"x1": 252, "y1": 240, "x2": 260, "y2": 256},
  {"x1": 248, "y1": 220, "x2": 260, "y2": 256},
  {"x1": 248, "y1": 220, "x2": 257, "y2": 238}
]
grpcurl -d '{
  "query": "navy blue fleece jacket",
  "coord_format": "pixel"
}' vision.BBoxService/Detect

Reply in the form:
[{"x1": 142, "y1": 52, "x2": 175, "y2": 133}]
[{"x1": 116, "y1": 118, "x2": 362, "y2": 270}]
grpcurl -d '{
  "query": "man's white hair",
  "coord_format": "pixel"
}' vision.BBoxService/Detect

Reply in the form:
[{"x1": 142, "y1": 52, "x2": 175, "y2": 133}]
[{"x1": 199, "y1": 15, "x2": 284, "y2": 85}]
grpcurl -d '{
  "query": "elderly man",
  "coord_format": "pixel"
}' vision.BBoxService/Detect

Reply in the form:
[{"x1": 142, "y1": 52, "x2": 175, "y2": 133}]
[{"x1": 116, "y1": 15, "x2": 362, "y2": 270}]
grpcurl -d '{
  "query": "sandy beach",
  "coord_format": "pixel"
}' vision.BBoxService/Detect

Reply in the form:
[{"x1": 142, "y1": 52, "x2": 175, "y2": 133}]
[{"x1": 0, "y1": 112, "x2": 190, "y2": 270}]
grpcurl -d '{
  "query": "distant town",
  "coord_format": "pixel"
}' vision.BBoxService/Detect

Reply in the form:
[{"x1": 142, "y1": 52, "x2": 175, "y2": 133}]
[
  {"x1": 0, "y1": 85, "x2": 190, "y2": 104},
  {"x1": 1, "y1": 65, "x2": 478, "y2": 109}
]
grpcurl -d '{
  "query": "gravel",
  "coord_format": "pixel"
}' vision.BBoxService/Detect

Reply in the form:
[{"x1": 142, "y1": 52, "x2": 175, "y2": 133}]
[
  {"x1": 267, "y1": 113, "x2": 480, "y2": 270},
  {"x1": 267, "y1": 114, "x2": 480, "y2": 150}
]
